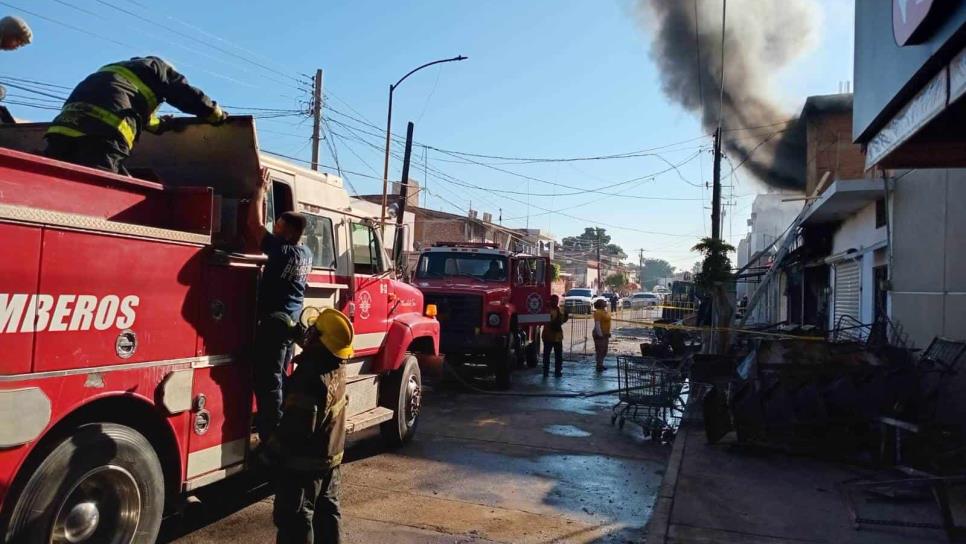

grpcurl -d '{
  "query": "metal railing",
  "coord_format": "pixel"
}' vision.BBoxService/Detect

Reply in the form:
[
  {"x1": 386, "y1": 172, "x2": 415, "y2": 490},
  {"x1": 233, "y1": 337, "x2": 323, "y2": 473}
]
[{"x1": 565, "y1": 314, "x2": 590, "y2": 358}]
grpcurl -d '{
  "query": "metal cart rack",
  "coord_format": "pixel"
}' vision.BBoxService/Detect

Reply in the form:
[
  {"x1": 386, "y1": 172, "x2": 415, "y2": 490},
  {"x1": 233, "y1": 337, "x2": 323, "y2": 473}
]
[{"x1": 611, "y1": 355, "x2": 688, "y2": 441}]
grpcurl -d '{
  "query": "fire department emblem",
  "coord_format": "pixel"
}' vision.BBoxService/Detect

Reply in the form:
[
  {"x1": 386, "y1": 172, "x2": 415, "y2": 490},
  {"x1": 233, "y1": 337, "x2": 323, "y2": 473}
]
[
  {"x1": 358, "y1": 291, "x2": 372, "y2": 320},
  {"x1": 526, "y1": 293, "x2": 543, "y2": 313}
]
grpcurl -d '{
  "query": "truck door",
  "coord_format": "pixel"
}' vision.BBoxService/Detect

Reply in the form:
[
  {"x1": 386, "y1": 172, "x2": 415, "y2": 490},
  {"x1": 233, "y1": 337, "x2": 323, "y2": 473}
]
[
  {"x1": 346, "y1": 222, "x2": 391, "y2": 356},
  {"x1": 511, "y1": 256, "x2": 551, "y2": 327}
]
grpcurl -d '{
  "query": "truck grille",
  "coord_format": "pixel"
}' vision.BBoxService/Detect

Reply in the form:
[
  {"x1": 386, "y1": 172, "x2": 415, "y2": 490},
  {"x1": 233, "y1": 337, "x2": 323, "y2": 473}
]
[{"x1": 424, "y1": 294, "x2": 482, "y2": 336}]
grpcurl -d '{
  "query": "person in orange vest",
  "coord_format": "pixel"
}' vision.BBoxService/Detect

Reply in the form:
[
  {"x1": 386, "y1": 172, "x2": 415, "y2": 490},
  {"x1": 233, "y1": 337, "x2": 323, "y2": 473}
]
[
  {"x1": 542, "y1": 294, "x2": 569, "y2": 377},
  {"x1": 592, "y1": 299, "x2": 612, "y2": 372}
]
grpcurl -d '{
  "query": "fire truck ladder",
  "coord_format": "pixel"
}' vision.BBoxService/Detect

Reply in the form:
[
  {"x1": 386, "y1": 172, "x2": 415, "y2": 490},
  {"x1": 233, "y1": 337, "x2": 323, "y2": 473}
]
[{"x1": 737, "y1": 209, "x2": 806, "y2": 329}]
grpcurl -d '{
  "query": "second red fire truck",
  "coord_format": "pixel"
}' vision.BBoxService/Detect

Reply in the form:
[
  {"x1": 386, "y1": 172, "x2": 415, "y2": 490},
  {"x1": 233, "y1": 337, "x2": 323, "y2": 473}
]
[
  {"x1": 413, "y1": 242, "x2": 551, "y2": 388},
  {"x1": 0, "y1": 118, "x2": 440, "y2": 543}
]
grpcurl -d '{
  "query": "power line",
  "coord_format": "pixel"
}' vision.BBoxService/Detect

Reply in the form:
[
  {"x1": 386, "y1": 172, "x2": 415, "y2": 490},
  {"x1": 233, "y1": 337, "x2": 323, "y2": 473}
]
[
  {"x1": 94, "y1": 0, "x2": 302, "y2": 85},
  {"x1": 327, "y1": 116, "x2": 710, "y2": 198}
]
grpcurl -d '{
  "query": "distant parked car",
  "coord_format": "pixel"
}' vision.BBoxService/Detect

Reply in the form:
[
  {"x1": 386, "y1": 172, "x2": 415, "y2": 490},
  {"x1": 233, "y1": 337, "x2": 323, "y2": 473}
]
[{"x1": 626, "y1": 292, "x2": 662, "y2": 309}]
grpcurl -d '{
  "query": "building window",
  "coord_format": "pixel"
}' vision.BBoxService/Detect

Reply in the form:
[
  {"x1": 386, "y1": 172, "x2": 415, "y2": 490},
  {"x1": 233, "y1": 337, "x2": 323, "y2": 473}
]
[{"x1": 875, "y1": 198, "x2": 886, "y2": 228}]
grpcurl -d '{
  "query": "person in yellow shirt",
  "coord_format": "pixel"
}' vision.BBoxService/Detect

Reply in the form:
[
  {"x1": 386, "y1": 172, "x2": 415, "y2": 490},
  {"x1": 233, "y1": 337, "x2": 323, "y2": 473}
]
[
  {"x1": 592, "y1": 299, "x2": 612, "y2": 372},
  {"x1": 542, "y1": 294, "x2": 569, "y2": 377}
]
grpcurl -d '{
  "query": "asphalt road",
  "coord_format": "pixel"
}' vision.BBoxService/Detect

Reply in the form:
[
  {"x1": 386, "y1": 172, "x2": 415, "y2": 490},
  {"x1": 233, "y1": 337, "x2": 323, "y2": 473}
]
[{"x1": 161, "y1": 321, "x2": 667, "y2": 543}]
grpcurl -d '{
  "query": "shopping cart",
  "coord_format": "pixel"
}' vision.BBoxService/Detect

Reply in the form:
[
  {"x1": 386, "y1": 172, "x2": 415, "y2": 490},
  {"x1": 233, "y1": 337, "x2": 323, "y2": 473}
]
[{"x1": 611, "y1": 355, "x2": 688, "y2": 441}]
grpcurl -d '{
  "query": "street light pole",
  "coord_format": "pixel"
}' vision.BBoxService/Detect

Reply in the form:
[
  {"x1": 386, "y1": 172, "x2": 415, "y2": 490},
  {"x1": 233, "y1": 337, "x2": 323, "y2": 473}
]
[{"x1": 380, "y1": 55, "x2": 468, "y2": 236}]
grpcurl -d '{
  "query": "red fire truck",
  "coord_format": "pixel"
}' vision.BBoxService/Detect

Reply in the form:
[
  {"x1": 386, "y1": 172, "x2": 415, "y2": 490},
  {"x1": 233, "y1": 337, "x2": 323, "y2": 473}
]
[
  {"x1": 412, "y1": 242, "x2": 551, "y2": 388},
  {"x1": 0, "y1": 118, "x2": 440, "y2": 543}
]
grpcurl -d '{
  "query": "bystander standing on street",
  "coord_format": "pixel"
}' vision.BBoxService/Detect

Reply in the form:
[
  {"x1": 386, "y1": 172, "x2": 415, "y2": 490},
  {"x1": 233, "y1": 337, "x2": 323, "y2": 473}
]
[
  {"x1": 592, "y1": 299, "x2": 611, "y2": 372},
  {"x1": 542, "y1": 294, "x2": 568, "y2": 377}
]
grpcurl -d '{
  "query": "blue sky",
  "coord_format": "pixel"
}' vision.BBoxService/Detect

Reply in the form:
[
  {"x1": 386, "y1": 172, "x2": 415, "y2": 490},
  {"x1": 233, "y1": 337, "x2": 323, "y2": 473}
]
[{"x1": 2, "y1": 0, "x2": 853, "y2": 270}]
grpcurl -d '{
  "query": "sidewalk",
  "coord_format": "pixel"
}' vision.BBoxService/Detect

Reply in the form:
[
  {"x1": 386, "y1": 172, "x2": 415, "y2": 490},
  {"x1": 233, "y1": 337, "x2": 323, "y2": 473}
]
[{"x1": 647, "y1": 415, "x2": 949, "y2": 543}]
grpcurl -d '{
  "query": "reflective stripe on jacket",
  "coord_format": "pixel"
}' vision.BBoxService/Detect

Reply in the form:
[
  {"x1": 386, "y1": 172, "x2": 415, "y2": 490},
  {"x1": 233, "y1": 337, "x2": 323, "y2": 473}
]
[
  {"x1": 46, "y1": 56, "x2": 219, "y2": 150},
  {"x1": 267, "y1": 343, "x2": 348, "y2": 472}
]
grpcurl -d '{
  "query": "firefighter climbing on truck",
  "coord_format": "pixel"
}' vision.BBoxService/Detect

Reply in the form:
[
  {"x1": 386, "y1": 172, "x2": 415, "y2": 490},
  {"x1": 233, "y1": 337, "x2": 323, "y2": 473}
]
[
  {"x1": 247, "y1": 168, "x2": 313, "y2": 443},
  {"x1": 43, "y1": 56, "x2": 228, "y2": 174},
  {"x1": 263, "y1": 308, "x2": 353, "y2": 544}
]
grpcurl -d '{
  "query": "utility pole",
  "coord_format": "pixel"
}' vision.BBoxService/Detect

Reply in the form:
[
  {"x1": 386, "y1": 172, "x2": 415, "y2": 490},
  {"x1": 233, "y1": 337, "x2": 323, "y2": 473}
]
[
  {"x1": 393, "y1": 122, "x2": 415, "y2": 271},
  {"x1": 639, "y1": 249, "x2": 644, "y2": 288},
  {"x1": 711, "y1": 127, "x2": 722, "y2": 241},
  {"x1": 596, "y1": 227, "x2": 602, "y2": 292},
  {"x1": 310, "y1": 69, "x2": 323, "y2": 171}
]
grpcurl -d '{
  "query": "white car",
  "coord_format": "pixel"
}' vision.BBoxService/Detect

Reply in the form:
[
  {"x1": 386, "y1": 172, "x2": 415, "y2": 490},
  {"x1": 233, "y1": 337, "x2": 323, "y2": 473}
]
[
  {"x1": 563, "y1": 288, "x2": 597, "y2": 314},
  {"x1": 626, "y1": 292, "x2": 662, "y2": 309}
]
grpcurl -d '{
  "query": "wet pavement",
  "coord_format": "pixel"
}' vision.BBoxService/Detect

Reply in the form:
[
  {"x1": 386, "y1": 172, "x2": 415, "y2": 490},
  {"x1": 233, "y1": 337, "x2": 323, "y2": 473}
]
[{"x1": 162, "y1": 321, "x2": 666, "y2": 543}]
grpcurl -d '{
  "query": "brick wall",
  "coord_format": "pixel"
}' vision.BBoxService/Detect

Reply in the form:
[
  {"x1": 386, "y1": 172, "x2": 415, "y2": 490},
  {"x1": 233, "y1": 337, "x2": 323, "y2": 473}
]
[{"x1": 805, "y1": 112, "x2": 868, "y2": 195}]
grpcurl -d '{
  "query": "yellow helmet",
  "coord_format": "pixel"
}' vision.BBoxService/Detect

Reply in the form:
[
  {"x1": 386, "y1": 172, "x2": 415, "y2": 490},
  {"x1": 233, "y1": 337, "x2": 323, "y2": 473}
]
[{"x1": 314, "y1": 308, "x2": 354, "y2": 359}]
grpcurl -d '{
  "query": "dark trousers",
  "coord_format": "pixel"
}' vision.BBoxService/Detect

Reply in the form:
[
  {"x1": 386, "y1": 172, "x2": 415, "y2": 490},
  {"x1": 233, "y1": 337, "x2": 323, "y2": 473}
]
[
  {"x1": 254, "y1": 317, "x2": 293, "y2": 442},
  {"x1": 44, "y1": 134, "x2": 129, "y2": 174},
  {"x1": 274, "y1": 465, "x2": 342, "y2": 544},
  {"x1": 543, "y1": 340, "x2": 563, "y2": 374}
]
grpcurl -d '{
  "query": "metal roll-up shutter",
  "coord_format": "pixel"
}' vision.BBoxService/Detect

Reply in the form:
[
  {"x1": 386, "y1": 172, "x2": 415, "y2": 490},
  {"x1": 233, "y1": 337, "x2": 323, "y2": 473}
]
[{"x1": 833, "y1": 259, "x2": 861, "y2": 325}]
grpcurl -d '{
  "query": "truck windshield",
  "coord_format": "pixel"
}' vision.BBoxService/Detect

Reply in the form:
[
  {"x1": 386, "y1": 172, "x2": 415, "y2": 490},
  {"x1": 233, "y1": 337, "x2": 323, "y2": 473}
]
[
  {"x1": 566, "y1": 289, "x2": 593, "y2": 297},
  {"x1": 416, "y1": 253, "x2": 508, "y2": 281}
]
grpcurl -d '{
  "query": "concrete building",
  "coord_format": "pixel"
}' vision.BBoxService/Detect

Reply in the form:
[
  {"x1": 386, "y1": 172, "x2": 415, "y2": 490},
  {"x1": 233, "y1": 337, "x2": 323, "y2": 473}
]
[
  {"x1": 852, "y1": 1, "x2": 966, "y2": 348},
  {"x1": 736, "y1": 193, "x2": 805, "y2": 325}
]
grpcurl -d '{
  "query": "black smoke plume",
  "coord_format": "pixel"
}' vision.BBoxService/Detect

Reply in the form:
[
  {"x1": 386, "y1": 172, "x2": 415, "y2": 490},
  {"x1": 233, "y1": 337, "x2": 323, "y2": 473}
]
[{"x1": 639, "y1": 0, "x2": 819, "y2": 190}]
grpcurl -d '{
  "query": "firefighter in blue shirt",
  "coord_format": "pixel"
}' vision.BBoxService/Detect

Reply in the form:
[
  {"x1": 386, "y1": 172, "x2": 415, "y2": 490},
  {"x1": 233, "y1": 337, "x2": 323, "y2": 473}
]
[{"x1": 247, "y1": 169, "x2": 313, "y2": 442}]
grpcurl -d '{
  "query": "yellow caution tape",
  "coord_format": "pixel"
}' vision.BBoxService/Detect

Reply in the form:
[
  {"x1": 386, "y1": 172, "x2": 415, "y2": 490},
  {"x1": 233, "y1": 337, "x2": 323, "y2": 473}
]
[{"x1": 564, "y1": 313, "x2": 824, "y2": 341}]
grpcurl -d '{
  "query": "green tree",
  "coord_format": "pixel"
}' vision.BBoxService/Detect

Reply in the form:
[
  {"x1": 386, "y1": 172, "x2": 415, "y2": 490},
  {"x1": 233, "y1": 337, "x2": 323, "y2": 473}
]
[
  {"x1": 692, "y1": 237, "x2": 736, "y2": 355},
  {"x1": 691, "y1": 237, "x2": 735, "y2": 289},
  {"x1": 560, "y1": 227, "x2": 627, "y2": 260},
  {"x1": 551, "y1": 262, "x2": 561, "y2": 281},
  {"x1": 604, "y1": 272, "x2": 628, "y2": 291},
  {"x1": 640, "y1": 258, "x2": 675, "y2": 289}
]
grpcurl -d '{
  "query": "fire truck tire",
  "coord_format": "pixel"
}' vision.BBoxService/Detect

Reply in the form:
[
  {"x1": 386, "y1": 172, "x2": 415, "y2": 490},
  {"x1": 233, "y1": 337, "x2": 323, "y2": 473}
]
[
  {"x1": 526, "y1": 335, "x2": 540, "y2": 368},
  {"x1": 5, "y1": 422, "x2": 164, "y2": 544},
  {"x1": 494, "y1": 336, "x2": 514, "y2": 390},
  {"x1": 380, "y1": 355, "x2": 422, "y2": 447}
]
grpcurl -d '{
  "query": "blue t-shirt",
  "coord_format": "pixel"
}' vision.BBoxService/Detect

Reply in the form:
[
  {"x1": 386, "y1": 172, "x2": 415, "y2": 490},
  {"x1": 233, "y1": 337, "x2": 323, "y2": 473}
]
[{"x1": 259, "y1": 233, "x2": 313, "y2": 318}]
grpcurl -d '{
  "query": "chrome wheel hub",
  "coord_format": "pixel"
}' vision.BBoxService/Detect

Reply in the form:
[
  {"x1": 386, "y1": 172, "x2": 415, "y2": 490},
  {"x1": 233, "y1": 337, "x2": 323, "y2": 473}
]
[
  {"x1": 405, "y1": 375, "x2": 421, "y2": 427},
  {"x1": 52, "y1": 465, "x2": 141, "y2": 544},
  {"x1": 62, "y1": 502, "x2": 99, "y2": 543}
]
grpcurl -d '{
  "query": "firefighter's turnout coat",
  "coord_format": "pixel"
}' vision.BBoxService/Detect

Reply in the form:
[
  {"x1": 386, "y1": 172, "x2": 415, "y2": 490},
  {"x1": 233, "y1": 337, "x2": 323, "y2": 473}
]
[
  {"x1": 47, "y1": 56, "x2": 221, "y2": 152},
  {"x1": 266, "y1": 343, "x2": 348, "y2": 471}
]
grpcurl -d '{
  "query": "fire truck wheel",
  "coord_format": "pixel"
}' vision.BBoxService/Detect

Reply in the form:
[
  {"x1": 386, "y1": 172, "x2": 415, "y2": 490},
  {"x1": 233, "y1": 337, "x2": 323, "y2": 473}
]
[
  {"x1": 6, "y1": 422, "x2": 164, "y2": 544},
  {"x1": 513, "y1": 332, "x2": 526, "y2": 370},
  {"x1": 380, "y1": 355, "x2": 422, "y2": 447},
  {"x1": 494, "y1": 336, "x2": 514, "y2": 390},
  {"x1": 526, "y1": 336, "x2": 539, "y2": 368}
]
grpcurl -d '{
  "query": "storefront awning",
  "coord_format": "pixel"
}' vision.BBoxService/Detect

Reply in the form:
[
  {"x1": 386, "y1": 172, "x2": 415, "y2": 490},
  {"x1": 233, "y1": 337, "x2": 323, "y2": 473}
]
[{"x1": 800, "y1": 179, "x2": 884, "y2": 226}]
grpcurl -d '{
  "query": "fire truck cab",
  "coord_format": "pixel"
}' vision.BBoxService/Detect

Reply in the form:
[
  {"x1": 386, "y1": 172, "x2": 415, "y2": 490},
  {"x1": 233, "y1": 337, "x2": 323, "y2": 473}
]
[
  {"x1": 0, "y1": 118, "x2": 439, "y2": 543},
  {"x1": 412, "y1": 242, "x2": 551, "y2": 388}
]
